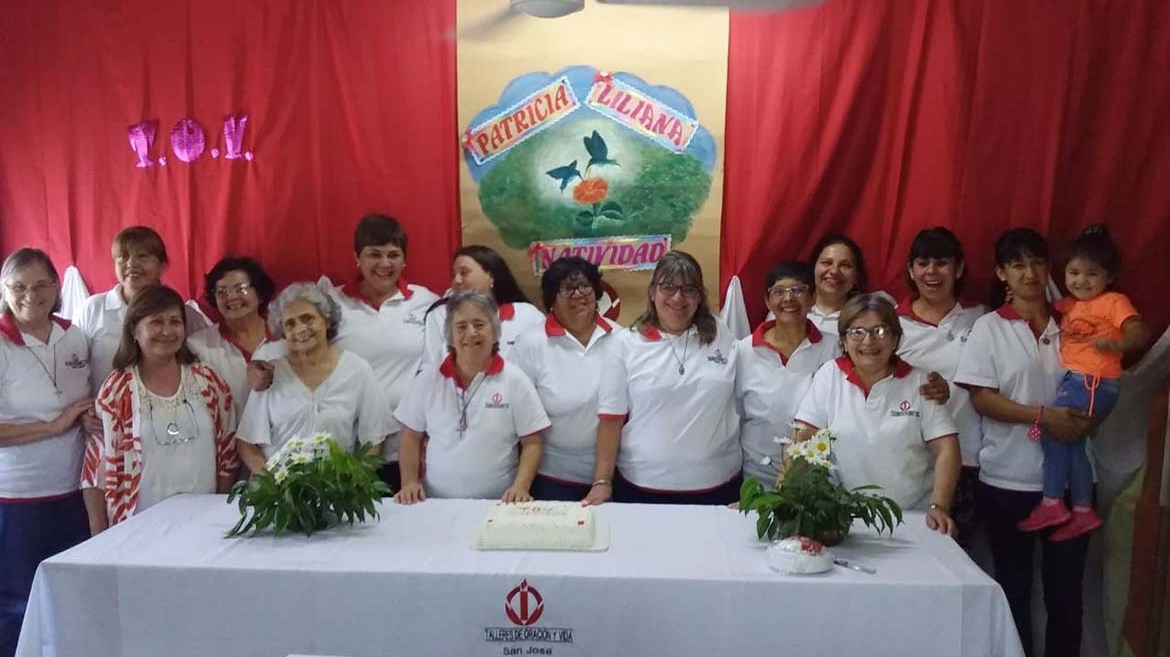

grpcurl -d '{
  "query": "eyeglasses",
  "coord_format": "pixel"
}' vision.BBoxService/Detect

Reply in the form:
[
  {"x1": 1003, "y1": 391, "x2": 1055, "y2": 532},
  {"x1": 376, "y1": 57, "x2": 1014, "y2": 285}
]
[
  {"x1": 843, "y1": 325, "x2": 895, "y2": 342},
  {"x1": 4, "y1": 281, "x2": 56, "y2": 296},
  {"x1": 557, "y1": 282, "x2": 594, "y2": 298},
  {"x1": 214, "y1": 282, "x2": 252, "y2": 298},
  {"x1": 767, "y1": 284, "x2": 810, "y2": 299},
  {"x1": 657, "y1": 283, "x2": 702, "y2": 299}
]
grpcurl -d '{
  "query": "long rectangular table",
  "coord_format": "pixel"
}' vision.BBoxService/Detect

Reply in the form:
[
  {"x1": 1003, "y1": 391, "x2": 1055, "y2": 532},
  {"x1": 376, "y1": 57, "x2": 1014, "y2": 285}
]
[{"x1": 17, "y1": 495, "x2": 1023, "y2": 657}]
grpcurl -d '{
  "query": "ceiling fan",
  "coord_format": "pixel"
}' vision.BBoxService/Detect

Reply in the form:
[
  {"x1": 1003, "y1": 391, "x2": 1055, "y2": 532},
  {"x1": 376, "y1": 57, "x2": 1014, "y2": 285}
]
[{"x1": 458, "y1": 0, "x2": 824, "y2": 39}]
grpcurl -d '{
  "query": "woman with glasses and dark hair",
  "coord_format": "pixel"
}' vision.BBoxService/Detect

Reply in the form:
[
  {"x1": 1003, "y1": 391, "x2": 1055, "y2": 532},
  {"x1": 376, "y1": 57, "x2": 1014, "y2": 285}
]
[
  {"x1": 509, "y1": 257, "x2": 619, "y2": 502},
  {"x1": 793, "y1": 293, "x2": 961, "y2": 535},
  {"x1": 82, "y1": 286, "x2": 237, "y2": 533},
  {"x1": 421, "y1": 245, "x2": 544, "y2": 368},
  {"x1": 734, "y1": 261, "x2": 839, "y2": 485},
  {"x1": 593, "y1": 250, "x2": 740, "y2": 505},
  {"x1": 394, "y1": 290, "x2": 548, "y2": 504},
  {"x1": 187, "y1": 256, "x2": 278, "y2": 411},
  {"x1": 0, "y1": 248, "x2": 93, "y2": 657}
]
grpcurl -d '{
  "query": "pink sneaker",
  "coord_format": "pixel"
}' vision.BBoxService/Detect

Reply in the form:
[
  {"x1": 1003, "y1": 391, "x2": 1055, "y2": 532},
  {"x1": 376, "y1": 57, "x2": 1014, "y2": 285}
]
[
  {"x1": 1048, "y1": 509, "x2": 1103, "y2": 542},
  {"x1": 1017, "y1": 500, "x2": 1071, "y2": 532}
]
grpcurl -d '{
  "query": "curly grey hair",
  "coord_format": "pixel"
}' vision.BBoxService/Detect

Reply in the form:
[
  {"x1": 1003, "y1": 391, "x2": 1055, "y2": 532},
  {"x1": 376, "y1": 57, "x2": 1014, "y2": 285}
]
[
  {"x1": 268, "y1": 282, "x2": 342, "y2": 342},
  {"x1": 444, "y1": 290, "x2": 501, "y2": 351}
]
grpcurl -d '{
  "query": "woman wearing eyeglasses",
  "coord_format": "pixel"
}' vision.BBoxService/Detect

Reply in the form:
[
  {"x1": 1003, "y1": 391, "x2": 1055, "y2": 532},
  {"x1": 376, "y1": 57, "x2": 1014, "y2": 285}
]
[
  {"x1": 234, "y1": 284, "x2": 391, "y2": 475},
  {"x1": 734, "y1": 261, "x2": 839, "y2": 485},
  {"x1": 82, "y1": 286, "x2": 237, "y2": 532},
  {"x1": 394, "y1": 290, "x2": 549, "y2": 504},
  {"x1": 509, "y1": 257, "x2": 619, "y2": 502},
  {"x1": 593, "y1": 250, "x2": 740, "y2": 505},
  {"x1": 187, "y1": 257, "x2": 279, "y2": 416},
  {"x1": 0, "y1": 249, "x2": 93, "y2": 657},
  {"x1": 793, "y1": 294, "x2": 961, "y2": 535}
]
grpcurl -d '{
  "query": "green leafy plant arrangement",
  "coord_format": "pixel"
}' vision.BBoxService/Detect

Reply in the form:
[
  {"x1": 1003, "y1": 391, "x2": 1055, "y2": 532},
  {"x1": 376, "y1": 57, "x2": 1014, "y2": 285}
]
[
  {"x1": 226, "y1": 433, "x2": 390, "y2": 537},
  {"x1": 739, "y1": 429, "x2": 903, "y2": 545}
]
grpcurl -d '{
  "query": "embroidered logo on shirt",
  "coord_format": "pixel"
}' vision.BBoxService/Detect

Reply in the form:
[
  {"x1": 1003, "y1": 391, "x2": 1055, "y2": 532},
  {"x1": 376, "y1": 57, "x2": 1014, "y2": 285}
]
[
  {"x1": 403, "y1": 312, "x2": 425, "y2": 326},
  {"x1": 889, "y1": 399, "x2": 920, "y2": 418},
  {"x1": 65, "y1": 353, "x2": 88, "y2": 369},
  {"x1": 485, "y1": 392, "x2": 510, "y2": 409},
  {"x1": 706, "y1": 349, "x2": 728, "y2": 365}
]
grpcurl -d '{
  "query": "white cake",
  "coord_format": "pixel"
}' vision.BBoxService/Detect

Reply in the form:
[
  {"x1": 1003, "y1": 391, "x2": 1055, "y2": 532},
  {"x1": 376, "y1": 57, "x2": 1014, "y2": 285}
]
[
  {"x1": 767, "y1": 536, "x2": 833, "y2": 575},
  {"x1": 476, "y1": 502, "x2": 597, "y2": 550}
]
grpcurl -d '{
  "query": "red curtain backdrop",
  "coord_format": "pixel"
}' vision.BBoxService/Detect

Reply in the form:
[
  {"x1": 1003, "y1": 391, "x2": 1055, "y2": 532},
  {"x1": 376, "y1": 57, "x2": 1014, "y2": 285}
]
[
  {"x1": 0, "y1": 0, "x2": 459, "y2": 299},
  {"x1": 722, "y1": 0, "x2": 1170, "y2": 333}
]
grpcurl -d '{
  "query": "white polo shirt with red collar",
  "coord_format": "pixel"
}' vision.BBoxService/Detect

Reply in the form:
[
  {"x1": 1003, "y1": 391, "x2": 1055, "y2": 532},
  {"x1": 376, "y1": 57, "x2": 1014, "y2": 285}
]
[
  {"x1": 394, "y1": 353, "x2": 550, "y2": 499},
  {"x1": 326, "y1": 277, "x2": 438, "y2": 460},
  {"x1": 509, "y1": 313, "x2": 619, "y2": 485},
  {"x1": 420, "y1": 301, "x2": 545, "y2": 370},
  {"x1": 187, "y1": 322, "x2": 276, "y2": 413},
  {"x1": 0, "y1": 315, "x2": 92, "y2": 499},
  {"x1": 896, "y1": 298, "x2": 988, "y2": 467},
  {"x1": 795, "y1": 357, "x2": 957, "y2": 510},
  {"x1": 734, "y1": 320, "x2": 840, "y2": 482},
  {"x1": 954, "y1": 305, "x2": 1065, "y2": 492},
  {"x1": 597, "y1": 320, "x2": 741, "y2": 492}
]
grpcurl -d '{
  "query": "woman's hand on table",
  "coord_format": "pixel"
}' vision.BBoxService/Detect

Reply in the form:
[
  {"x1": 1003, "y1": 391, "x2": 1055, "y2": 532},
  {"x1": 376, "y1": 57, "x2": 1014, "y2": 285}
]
[
  {"x1": 920, "y1": 372, "x2": 951, "y2": 404},
  {"x1": 501, "y1": 486, "x2": 534, "y2": 503},
  {"x1": 926, "y1": 505, "x2": 956, "y2": 537},
  {"x1": 394, "y1": 481, "x2": 426, "y2": 505},
  {"x1": 1042, "y1": 406, "x2": 1092, "y2": 443},
  {"x1": 581, "y1": 481, "x2": 612, "y2": 507}
]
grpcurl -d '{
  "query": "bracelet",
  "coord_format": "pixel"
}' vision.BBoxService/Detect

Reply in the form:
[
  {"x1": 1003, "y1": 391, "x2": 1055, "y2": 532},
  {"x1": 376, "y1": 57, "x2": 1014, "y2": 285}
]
[
  {"x1": 591, "y1": 479, "x2": 612, "y2": 488},
  {"x1": 929, "y1": 503, "x2": 950, "y2": 514},
  {"x1": 1027, "y1": 405, "x2": 1045, "y2": 441}
]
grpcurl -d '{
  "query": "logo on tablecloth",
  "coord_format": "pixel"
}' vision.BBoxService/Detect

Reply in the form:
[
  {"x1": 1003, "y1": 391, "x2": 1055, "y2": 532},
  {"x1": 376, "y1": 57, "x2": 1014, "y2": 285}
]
[{"x1": 485, "y1": 579, "x2": 574, "y2": 646}]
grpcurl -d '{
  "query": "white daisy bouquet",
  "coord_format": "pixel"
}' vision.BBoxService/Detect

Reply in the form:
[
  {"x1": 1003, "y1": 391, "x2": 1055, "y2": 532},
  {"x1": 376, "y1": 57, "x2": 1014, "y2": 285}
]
[
  {"x1": 227, "y1": 433, "x2": 390, "y2": 537},
  {"x1": 739, "y1": 428, "x2": 902, "y2": 545}
]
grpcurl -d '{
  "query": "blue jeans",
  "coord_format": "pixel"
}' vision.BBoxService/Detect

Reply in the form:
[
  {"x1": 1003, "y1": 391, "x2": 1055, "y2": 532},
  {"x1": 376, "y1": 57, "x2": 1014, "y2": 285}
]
[
  {"x1": 0, "y1": 493, "x2": 90, "y2": 657},
  {"x1": 1042, "y1": 372, "x2": 1120, "y2": 504}
]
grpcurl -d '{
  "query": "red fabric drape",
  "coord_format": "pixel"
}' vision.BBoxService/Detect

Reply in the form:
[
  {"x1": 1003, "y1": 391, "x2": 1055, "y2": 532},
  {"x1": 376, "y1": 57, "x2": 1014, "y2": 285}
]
[
  {"x1": 723, "y1": 0, "x2": 1170, "y2": 333},
  {"x1": 0, "y1": 0, "x2": 458, "y2": 298}
]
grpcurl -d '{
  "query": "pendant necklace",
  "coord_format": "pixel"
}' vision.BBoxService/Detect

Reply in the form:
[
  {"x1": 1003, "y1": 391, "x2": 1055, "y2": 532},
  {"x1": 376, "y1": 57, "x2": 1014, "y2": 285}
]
[
  {"x1": 455, "y1": 373, "x2": 487, "y2": 437},
  {"x1": 668, "y1": 331, "x2": 690, "y2": 375},
  {"x1": 25, "y1": 342, "x2": 63, "y2": 396}
]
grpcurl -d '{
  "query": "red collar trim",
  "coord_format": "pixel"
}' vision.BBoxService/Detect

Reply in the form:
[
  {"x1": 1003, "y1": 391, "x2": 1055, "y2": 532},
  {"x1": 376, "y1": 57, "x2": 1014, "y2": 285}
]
[
  {"x1": 750, "y1": 320, "x2": 823, "y2": 365},
  {"x1": 995, "y1": 304, "x2": 1023, "y2": 321},
  {"x1": 0, "y1": 314, "x2": 70, "y2": 346},
  {"x1": 897, "y1": 296, "x2": 975, "y2": 327},
  {"x1": 498, "y1": 303, "x2": 516, "y2": 321},
  {"x1": 545, "y1": 313, "x2": 612, "y2": 337},
  {"x1": 438, "y1": 352, "x2": 506, "y2": 390},
  {"x1": 835, "y1": 355, "x2": 912, "y2": 397},
  {"x1": 343, "y1": 276, "x2": 414, "y2": 308},
  {"x1": 217, "y1": 322, "x2": 273, "y2": 363},
  {"x1": 636, "y1": 322, "x2": 663, "y2": 341}
]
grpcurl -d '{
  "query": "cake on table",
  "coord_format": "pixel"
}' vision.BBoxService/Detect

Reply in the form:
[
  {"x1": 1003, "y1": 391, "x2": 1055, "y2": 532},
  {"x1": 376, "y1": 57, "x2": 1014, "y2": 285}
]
[
  {"x1": 767, "y1": 536, "x2": 833, "y2": 574},
  {"x1": 476, "y1": 501, "x2": 598, "y2": 550}
]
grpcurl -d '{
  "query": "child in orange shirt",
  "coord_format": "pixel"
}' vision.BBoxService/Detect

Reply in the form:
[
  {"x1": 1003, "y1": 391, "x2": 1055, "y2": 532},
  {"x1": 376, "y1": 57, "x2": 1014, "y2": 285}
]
[{"x1": 1018, "y1": 224, "x2": 1148, "y2": 541}]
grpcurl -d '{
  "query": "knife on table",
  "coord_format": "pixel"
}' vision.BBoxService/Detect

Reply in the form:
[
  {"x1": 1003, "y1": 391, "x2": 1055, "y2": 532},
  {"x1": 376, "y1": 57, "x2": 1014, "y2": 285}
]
[{"x1": 833, "y1": 558, "x2": 876, "y2": 575}]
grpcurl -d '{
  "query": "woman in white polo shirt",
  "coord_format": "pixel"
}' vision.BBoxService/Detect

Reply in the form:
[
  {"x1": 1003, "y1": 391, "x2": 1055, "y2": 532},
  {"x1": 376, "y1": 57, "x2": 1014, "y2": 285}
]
[
  {"x1": 794, "y1": 294, "x2": 961, "y2": 534},
  {"x1": 954, "y1": 228, "x2": 1093, "y2": 657},
  {"x1": 420, "y1": 245, "x2": 544, "y2": 369},
  {"x1": 0, "y1": 249, "x2": 93, "y2": 657},
  {"x1": 395, "y1": 290, "x2": 548, "y2": 503},
  {"x1": 75, "y1": 226, "x2": 207, "y2": 392},
  {"x1": 895, "y1": 227, "x2": 987, "y2": 546},
  {"x1": 510, "y1": 257, "x2": 618, "y2": 502},
  {"x1": 807, "y1": 234, "x2": 869, "y2": 335},
  {"x1": 322, "y1": 214, "x2": 438, "y2": 489},
  {"x1": 735, "y1": 261, "x2": 839, "y2": 485},
  {"x1": 594, "y1": 250, "x2": 740, "y2": 505},
  {"x1": 235, "y1": 284, "x2": 391, "y2": 474}
]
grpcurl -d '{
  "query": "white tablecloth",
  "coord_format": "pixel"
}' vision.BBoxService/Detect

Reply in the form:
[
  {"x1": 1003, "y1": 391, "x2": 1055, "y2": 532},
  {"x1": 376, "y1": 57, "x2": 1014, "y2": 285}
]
[{"x1": 17, "y1": 495, "x2": 1023, "y2": 657}]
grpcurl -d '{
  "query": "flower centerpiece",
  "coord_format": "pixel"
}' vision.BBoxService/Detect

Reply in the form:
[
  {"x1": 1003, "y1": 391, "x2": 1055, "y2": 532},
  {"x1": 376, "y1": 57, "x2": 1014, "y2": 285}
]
[
  {"x1": 226, "y1": 433, "x2": 390, "y2": 537},
  {"x1": 739, "y1": 428, "x2": 903, "y2": 545}
]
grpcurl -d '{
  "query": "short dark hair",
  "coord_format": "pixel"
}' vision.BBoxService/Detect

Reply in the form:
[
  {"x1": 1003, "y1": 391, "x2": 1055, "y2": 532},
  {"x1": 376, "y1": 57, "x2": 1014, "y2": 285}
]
[
  {"x1": 455, "y1": 245, "x2": 532, "y2": 306},
  {"x1": 906, "y1": 227, "x2": 966, "y2": 297},
  {"x1": 112, "y1": 225, "x2": 168, "y2": 264},
  {"x1": 764, "y1": 260, "x2": 813, "y2": 290},
  {"x1": 1065, "y1": 223, "x2": 1120, "y2": 279},
  {"x1": 0, "y1": 247, "x2": 61, "y2": 315},
  {"x1": 990, "y1": 228, "x2": 1049, "y2": 307},
  {"x1": 809, "y1": 233, "x2": 867, "y2": 296},
  {"x1": 353, "y1": 214, "x2": 408, "y2": 255},
  {"x1": 203, "y1": 256, "x2": 277, "y2": 314},
  {"x1": 112, "y1": 286, "x2": 197, "y2": 370},
  {"x1": 541, "y1": 257, "x2": 602, "y2": 310}
]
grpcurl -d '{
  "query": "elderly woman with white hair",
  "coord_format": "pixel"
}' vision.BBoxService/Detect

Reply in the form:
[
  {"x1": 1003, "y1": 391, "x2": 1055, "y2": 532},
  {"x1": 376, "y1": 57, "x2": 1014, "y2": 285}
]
[
  {"x1": 394, "y1": 290, "x2": 549, "y2": 504},
  {"x1": 235, "y1": 283, "x2": 393, "y2": 475}
]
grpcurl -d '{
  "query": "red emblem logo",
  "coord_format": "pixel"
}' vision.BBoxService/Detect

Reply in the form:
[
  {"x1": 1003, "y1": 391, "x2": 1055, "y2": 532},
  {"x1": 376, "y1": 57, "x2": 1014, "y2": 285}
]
[
  {"x1": 492, "y1": 392, "x2": 504, "y2": 405},
  {"x1": 505, "y1": 579, "x2": 544, "y2": 626},
  {"x1": 899, "y1": 400, "x2": 911, "y2": 412}
]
